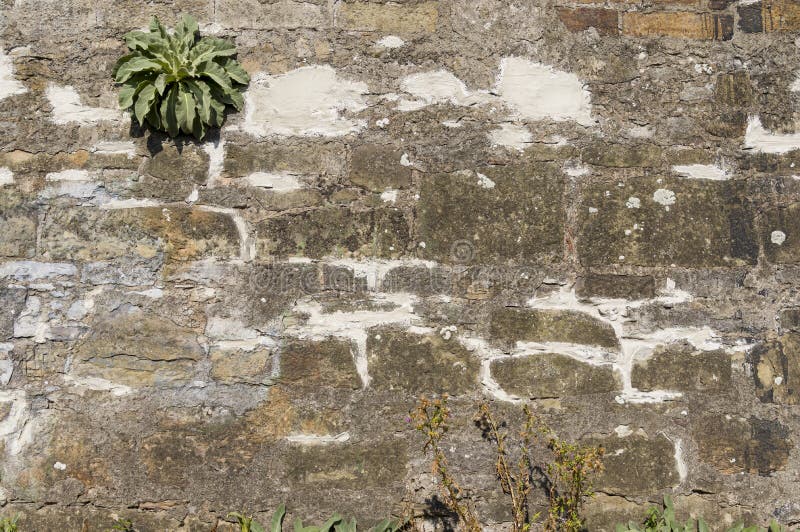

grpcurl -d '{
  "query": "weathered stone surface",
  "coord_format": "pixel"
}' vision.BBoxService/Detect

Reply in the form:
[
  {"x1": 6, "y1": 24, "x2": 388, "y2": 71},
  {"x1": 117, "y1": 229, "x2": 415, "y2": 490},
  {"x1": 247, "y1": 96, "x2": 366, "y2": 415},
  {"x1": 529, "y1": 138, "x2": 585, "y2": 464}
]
[
  {"x1": 337, "y1": 1, "x2": 439, "y2": 33},
  {"x1": 349, "y1": 144, "x2": 412, "y2": 192},
  {"x1": 210, "y1": 346, "x2": 272, "y2": 385},
  {"x1": 579, "y1": 178, "x2": 757, "y2": 267},
  {"x1": 281, "y1": 338, "x2": 361, "y2": 390},
  {"x1": 621, "y1": 12, "x2": 733, "y2": 40},
  {"x1": 749, "y1": 336, "x2": 800, "y2": 405},
  {"x1": 367, "y1": 328, "x2": 479, "y2": 395},
  {"x1": 577, "y1": 273, "x2": 655, "y2": 300},
  {"x1": 73, "y1": 307, "x2": 203, "y2": 386},
  {"x1": 590, "y1": 433, "x2": 679, "y2": 495},
  {"x1": 217, "y1": 0, "x2": 328, "y2": 30},
  {"x1": 632, "y1": 346, "x2": 731, "y2": 393},
  {"x1": 0, "y1": 206, "x2": 36, "y2": 258},
  {"x1": 417, "y1": 164, "x2": 565, "y2": 264},
  {"x1": 692, "y1": 415, "x2": 793, "y2": 476},
  {"x1": 222, "y1": 139, "x2": 348, "y2": 179},
  {"x1": 41, "y1": 207, "x2": 239, "y2": 263},
  {"x1": 0, "y1": 287, "x2": 26, "y2": 340},
  {"x1": 256, "y1": 206, "x2": 410, "y2": 259},
  {"x1": 490, "y1": 354, "x2": 620, "y2": 398},
  {"x1": 557, "y1": 8, "x2": 619, "y2": 35},
  {"x1": 760, "y1": 203, "x2": 800, "y2": 264},
  {"x1": 490, "y1": 307, "x2": 618, "y2": 348}
]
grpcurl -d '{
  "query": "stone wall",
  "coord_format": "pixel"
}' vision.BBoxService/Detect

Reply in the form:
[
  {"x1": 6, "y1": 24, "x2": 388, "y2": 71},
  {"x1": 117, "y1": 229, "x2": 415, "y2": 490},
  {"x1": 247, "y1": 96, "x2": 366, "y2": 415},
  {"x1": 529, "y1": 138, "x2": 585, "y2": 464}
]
[{"x1": 1, "y1": 0, "x2": 799, "y2": 529}]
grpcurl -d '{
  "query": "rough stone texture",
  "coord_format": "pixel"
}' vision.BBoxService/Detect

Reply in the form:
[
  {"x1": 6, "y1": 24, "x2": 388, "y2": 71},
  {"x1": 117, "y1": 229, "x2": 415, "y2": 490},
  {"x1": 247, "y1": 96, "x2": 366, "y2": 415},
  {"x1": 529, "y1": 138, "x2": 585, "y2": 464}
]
[{"x1": 2, "y1": 0, "x2": 800, "y2": 529}]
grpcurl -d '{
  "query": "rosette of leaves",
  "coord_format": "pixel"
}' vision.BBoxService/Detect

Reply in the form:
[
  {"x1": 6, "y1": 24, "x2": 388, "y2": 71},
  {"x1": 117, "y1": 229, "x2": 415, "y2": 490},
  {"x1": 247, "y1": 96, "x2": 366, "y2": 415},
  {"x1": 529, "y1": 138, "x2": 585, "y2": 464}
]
[{"x1": 113, "y1": 15, "x2": 249, "y2": 140}]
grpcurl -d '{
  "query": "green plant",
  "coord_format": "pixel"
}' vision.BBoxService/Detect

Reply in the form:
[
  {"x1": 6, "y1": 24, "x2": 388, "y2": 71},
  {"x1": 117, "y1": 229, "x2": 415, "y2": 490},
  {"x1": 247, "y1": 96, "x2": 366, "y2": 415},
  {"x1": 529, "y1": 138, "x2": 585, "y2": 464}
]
[
  {"x1": 109, "y1": 518, "x2": 135, "y2": 532},
  {"x1": 410, "y1": 395, "x2": 481, "y2": 532},
  {"x1": 475, "y1": 403, "x2": 537, "y2": 532},
  {"x1": 615, "y1": 496, "x2": 789, "y2": 532},
  {"x1": 410, "y1": 398, "x2": 605, "y2": 532},
  {"x1": 0, "y1": 515, "x2": 18, "y2": 532},
  {"x1": 113, "y1": 15, "x2": 249, "y2": 140}
]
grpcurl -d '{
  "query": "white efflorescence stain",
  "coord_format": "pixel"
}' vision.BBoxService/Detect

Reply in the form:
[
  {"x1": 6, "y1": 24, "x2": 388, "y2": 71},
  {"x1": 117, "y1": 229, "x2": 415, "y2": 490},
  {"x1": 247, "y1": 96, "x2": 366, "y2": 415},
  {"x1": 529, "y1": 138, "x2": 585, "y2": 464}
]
[
  {"x1": 653, "y1": 189, "x2": 676, "y2": 209},
  {"x1": 744, "y1": 115, "x2": 800, "y2": 154},
  {"x1": 771, "y1": 230, "x2": 787, "y2": 245},
  {"x1": 495, "y1": 57, "x2": 594, "y2": 126},
  {"x1": 672, "y1": 163, "x2": 730, "y2": 181},
  {"x1": 397, "y1": 69, "x2": 485, "y2": 111},
  {"x1": 245, "y1": 171, "x2": 305, "y2": 192},
  {"x1": 488, "y1": 123, "x2": 533, "y2": 151},
  {"x1": 0, "y1": 50, "x2": 26, "y2": 101},
  {"x1": 0, "y1": 167, "x2": 13, "y2": 186},
  {"x1": 476, "y1": 172, "x2": 496, "y2": 189},
  {"x1": 244, "y1": 65, "x2": 369, "y2": 137},
  {"x1": 376, "y1": 35, "x2": 405, "y2": 49},
  {"x1": 45, "y1": 85, "x2": 121, "y2": 125}
]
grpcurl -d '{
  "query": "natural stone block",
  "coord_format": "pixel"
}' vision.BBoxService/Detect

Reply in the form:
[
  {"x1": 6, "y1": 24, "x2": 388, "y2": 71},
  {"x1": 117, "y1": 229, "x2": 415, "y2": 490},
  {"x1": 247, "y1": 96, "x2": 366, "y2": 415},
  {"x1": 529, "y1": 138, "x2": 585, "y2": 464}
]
[
  {"x1": 217, "y1": 0, "x2": 328, "y2": 30},
  {"x1": 417, "y1": 164, "x2": 564, "y2": 264},
  {"x1": 490, "y1": 354, "x2": 620, "y2": 399},
  {"x1": 738, "y1": 0, "x2": 800, "y2": 32},
  {"x1": 74, "y1": 307, "x2": 204, "y2": 387},
  {"x1": 621, "y1": 12, "x2": 733, "y2": 40},
  {"x1": 286, "y1": 441, "x2": 408, "y2": 510},
  {"x1": 490, "y1": 307, "x2": 618, "y2": 348},
  {"x1": 256, "y1": 206, "x2": 410, "y2": 259},
  {"x1": 580, "y1": 142, "x2": 663, "y2": 168},
  {"x1": 337, "y1": 1, "x2": 439, "y2": 33},
  {"x1": 0, "y1": 287, "x2": 26, "y2": 340},
  {"x1": 210, "y1": 346, "x2": 272, "y2": 385},
  {"x1": 223, "y1": 140, "x2": 348, "y2": 179},
  {"x1": 349, "y1": 144, "x2": 412, "y2": 192},
  {"x1": 749, "y1": 335, "x2": 800, "y2": 405},
  {"x1": 557, "y1": 8, "x2": 619, "y2": 35},
  {"x1": 577, "y1": 273, "x2": 655, "y2": 300},
  {"x1": 367, "y1": 328, "x2": 479, "y2": 395},
  {"x1": 590, "y1": 434, "x2": 679, "y2": 495},
  {"x1": 41, "y1": 207, "x2": 240, "y2": 263},
  {"x1": 760, "y1": 203, "x2": 800, "y2": 264},
  {"x1": 0, "y1": 207, "x2": 37, "y2": 258},
  {"x1": 579, "y1": 178, "x2": 757, "y2": 267},
  {"x1": 631, "y1": 346, "x2": 731, "y2": 393},
  {"x1": 281, "y1": 338, "x2": 361, "y2": 390},
  {"x1": 692, "y1": 415, "x2": 792, "y2": 476}
]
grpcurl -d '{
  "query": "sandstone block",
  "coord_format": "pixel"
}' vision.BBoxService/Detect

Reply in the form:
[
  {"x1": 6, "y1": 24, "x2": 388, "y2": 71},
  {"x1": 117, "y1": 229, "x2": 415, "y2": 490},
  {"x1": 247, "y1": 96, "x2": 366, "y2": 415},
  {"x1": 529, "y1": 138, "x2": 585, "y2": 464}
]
[{"x1": 490, "y1": 354, "x2": 620, "y2": 399}]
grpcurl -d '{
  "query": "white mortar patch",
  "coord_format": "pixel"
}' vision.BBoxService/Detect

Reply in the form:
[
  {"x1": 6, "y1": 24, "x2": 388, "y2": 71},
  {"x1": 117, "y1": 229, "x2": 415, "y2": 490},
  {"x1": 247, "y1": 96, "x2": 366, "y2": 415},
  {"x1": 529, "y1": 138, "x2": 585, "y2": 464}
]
[
  {"x1": 244, "y1": 66, "x2": 369, "y2": 137},
  {"x1": 45, "y1": 169, "x2": 91, "y2": 181},
  {"x1": 0, "y1": 167, "x2": 13, "y2": 186},
  {"x1": 488, "y1": 123, "x2": 533, "y2": 151},
  {"x1": 380, "y1": 189, "x2": 398, "y2": 203},
  {"x1": 376, "y1": 35, "x2": 405, "y2": 48},
  {"x1": 0, "y1": 51, "x2": 26, "y2": 101},
  {"x1": 92, "y1": 140, "x2": 136, "y2": 157},
  {"x1": 672, "y1": 164, "x2": 730, "y2": 181},
  {"x1": 245, "y1": 171, "x2": 304, "y2": 191},
  {"x1": 203, "y1": 137, "x2": 225, "y2": 187},
  {"x1": 0, "y1": 261, "x2": 77, "y2": 280},
  {"x1": 286, "y1": 432, "x2": 351, "y2": 445},
  {"x1": 476, "y1": 172, "x2": 496, "y2": 189},
  {"x1": 496, "y1": 57, "x2": 594, "y2": 126},
  {"x1": 398, "y1": 70, "x2": 487, "y2": 111},
  {"x1": 46, "y1": 84, "x2": 121, "y2": 125},
  {"x1": 625, "y1": 196, "x2": 641, "y2": 209},
  {"x1": 744, "y1": 115, "x2": 800, "y2": 154}
]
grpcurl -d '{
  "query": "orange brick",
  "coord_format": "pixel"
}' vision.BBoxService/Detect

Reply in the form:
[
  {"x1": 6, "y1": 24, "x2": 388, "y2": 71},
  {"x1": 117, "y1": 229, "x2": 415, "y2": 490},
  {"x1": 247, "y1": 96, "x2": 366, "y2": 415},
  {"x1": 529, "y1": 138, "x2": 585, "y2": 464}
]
[
  {"x1": 557, "y1": 7, "x2": 620, "y2": 35},
  {"x1": 621, "y1": 11, "x2": 733, "y2": 39}
]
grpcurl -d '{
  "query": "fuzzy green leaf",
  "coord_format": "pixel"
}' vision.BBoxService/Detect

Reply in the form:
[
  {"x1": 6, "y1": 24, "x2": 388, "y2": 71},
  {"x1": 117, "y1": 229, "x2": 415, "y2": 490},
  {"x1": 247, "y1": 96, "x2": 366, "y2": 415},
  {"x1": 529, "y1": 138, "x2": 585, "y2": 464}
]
[
  {"x1": 270, "y1": 505, "x2": 286, "y2": 532},
  {"x1": 161, "y1": 85, "x2": 180, "y2": 137},
  {"x1": 175, "y1": 83, "x2": 197, "y2": 135},
  {"x1": 198, "y1": 60, "x2": 233, "y2": 92},
  {"x1": 175, "y1": 15, "x2": 199, "y2": 49},
  {"x1": 133, "y1": 84, "x2": 158, "y2": 126},
  {"x1": 221, "y1": 57, "x2": 250, "y2": 85},
  {"x1": 115, "y1": 56, "x2": 162, "y2": 83}
]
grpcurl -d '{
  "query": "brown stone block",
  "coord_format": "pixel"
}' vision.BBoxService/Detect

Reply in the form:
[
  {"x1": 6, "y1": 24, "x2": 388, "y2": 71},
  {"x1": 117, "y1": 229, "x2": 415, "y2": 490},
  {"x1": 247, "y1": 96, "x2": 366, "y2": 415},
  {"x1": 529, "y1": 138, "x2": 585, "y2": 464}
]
[
  {"x1": 349, "y1": 144, "x2": 413, "y2": 192},
  {"x1": 557, "y1": 7, "x2": 620, "y2": 35},
  {"x1": 622, "y1": 11, "x2": 733, "y2": 40},
  {"x1": 631, "y1": 346, "x2": 732, "y2": 393},
  {"x1": 490, "y1": 354, "x2": 620, "y2": 399},
  {"x1": 337, "y1": 1, "x2": 439, "y2": 33},
  {"x1": 490, "y1": 307, "x2": 619, "y2": 348},
  {"x1": 748, "y1": 335, "x2": 800, "y2": 405}
]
